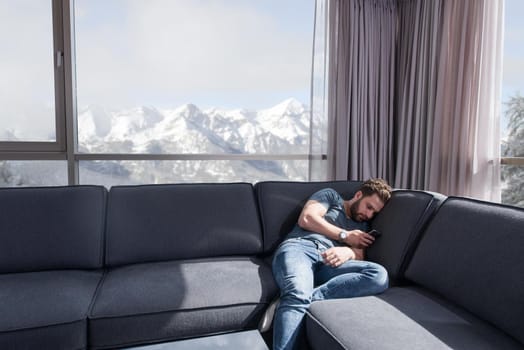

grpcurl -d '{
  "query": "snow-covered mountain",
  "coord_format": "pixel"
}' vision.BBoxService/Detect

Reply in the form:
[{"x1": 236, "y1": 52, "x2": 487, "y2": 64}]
[
  {"x1": 78, "y1": 98, "x2": 310, "y2": 155},
  {"x1": 75, "y1": 98, "x2": 312, "y2": 185}
]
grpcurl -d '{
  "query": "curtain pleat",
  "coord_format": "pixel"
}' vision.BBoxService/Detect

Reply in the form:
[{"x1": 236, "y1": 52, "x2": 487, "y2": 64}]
[
  {"x1": 327, "y1": 0, "x2": 397, "y2": 182},
  {"x1": 413, "y1": 0, "x2": 502, "y2": 199},
  {"x1": 395, "y1": 0, "x2": 443, "y2": 190}
]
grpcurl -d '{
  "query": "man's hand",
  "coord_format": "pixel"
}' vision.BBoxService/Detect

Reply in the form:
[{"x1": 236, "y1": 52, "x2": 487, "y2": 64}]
[
  {"x1": 321, "y1": 247, "x2": 356, "y2": 267},
  {"x1": 343, "y1": 230, "x2": 375, "y2": 248},
  {"x1": 352, "y1": 248, "x2": 365, "y2": 260}
]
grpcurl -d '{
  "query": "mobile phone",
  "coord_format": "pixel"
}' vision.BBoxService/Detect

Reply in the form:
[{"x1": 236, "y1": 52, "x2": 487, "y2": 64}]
[{"x1": 368, "y1": 229, "x2": 382, "y2": 238}]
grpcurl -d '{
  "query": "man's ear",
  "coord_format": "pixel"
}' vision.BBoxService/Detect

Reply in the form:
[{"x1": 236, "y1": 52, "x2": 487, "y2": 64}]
[{"x1": 353, "y1": 190, "x2": 363, "y2": 200}]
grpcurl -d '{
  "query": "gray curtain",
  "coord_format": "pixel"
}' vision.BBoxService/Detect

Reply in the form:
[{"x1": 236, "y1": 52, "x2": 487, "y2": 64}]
[
  {"x1": 326, "y1": 0, "x2": 397, "y2": 182},
  {"x1": 394, "y1": 0, "x2": 443, "y2": 190},
  {"x1": 317, "y1": 0, "x2": 503, "y2": 200}
]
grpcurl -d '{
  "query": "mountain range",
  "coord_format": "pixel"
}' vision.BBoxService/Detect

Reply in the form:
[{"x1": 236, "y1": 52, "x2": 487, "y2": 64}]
[
  {"x1": 76, "y1": 98, "x2": 313, "y2": 185},
  {"x1": 78, "y1": 98, "x2": 310, "y2": 155}
]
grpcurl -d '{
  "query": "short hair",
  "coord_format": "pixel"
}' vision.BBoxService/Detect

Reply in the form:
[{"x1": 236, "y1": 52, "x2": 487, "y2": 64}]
[{"x1": 358, "y1": 178, "x2": 392, "y2": 203}]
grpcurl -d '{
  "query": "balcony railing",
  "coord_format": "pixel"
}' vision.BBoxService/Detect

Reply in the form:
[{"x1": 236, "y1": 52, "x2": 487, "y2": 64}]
[{"x1": 501, "y1": 157, "x2": 524, "y2": 166}]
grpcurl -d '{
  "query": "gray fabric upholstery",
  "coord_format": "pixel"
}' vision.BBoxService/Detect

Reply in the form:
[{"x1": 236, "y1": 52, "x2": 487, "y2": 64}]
[
  {"x1": 0, "y1": 270, "x2": 103, "y2": 350},
  {"x1": 105, "y1": 183, "x2": 263, "y2": 266},
  {"x1": 306, "y1": 287, "x2": 523, "y2": 350},
  {"x1": 255, "y1": 181, "x2": 363, "y2": 253},
  {"x1": 366, "y1": 190, "x2": 445, "y2": 283},
  {"x1": 89, "y1": 257, "x2": 277, "y2": 349},
  {"x1": 405, "y1": 197, "x2": 524, "y2": 344},
  {"x1": 0, "y1": 186, "x2": 107, "y2": 273},
  {"x1": 2, "y1": 183, "x2": 521, "y2": 350}
]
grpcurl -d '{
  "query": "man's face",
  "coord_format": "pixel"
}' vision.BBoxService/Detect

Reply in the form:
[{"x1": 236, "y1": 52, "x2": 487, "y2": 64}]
[{"x1": 350, "y1": 193, "x2": 385, "y2": 222}]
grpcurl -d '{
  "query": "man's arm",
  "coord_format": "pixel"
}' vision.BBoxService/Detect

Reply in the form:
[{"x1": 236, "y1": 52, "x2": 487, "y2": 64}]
[{"x1": 297, "y1": 199, "x2": 374, "y2": 248}]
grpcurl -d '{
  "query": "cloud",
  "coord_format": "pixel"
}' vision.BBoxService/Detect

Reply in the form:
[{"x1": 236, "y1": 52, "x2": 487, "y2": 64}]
[
  {"x1": 74, "y1": 0, "x2": 314, "y2": 109},
  {"x1": 503, "y1": 56, "x2": 524, "y2": 88}
]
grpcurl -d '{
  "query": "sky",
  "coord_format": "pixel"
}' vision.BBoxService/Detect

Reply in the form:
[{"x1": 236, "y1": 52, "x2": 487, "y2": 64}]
[
  {"x1": 73, "y1": 0, "x2": 316, "y2": 111},
  {"x1": 0, "y1": 0, "x2": 315, "y2": 140},
  {"x1": 502, "y1": 0, "x2": 524, "y2": 133},
  {"x1": 0, "y1": 1, "x2": 55, "y2": 140},
  {"x1": 502, "y1": 0, "x2": 524, "y2": 98},
  {"x1": 72, "y1": 0, "x2": 524, "y2": 114}
]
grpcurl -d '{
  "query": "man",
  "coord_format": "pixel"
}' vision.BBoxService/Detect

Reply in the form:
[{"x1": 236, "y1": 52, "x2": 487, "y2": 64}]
[{"x1": 269, "y1": 179, "x2": 392, "y2": 350}]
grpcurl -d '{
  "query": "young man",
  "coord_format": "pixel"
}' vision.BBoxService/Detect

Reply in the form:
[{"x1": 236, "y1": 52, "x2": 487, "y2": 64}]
[{"x1": 270, "y1": 179, "x2": 392, "y2": 350}]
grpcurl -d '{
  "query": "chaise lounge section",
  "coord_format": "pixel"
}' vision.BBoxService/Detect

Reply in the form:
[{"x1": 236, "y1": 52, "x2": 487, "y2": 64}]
[{"x1": 306, "y1": 196, "x2": 524, "y2": 349}]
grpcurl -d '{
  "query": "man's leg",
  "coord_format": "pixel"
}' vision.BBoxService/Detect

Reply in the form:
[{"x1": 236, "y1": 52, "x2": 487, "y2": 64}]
[
  {"x1": 311, "y1": 259, "x2": 388, "y2": 301},
  {"x1": 272, "y1": 238, "x2": 320, "y2": 350}
]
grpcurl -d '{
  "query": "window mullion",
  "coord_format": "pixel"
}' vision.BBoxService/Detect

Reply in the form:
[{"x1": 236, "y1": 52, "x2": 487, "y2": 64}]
[
  {"x1": 52, "y1": 0, "x2": 67, "y2": 153},
  {"x1": 60, "y1": 0, "x2": 79, "y2": 185}
]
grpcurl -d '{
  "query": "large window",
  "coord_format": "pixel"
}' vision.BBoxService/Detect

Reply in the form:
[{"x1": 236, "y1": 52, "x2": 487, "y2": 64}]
[
  {"x1": 73, "y1": 0, "x2": 314, "y2": 185},
  {"x1": 0, "y1": 0, "x2": 315, "y2": 186},
  {"x1": 501, "y1": 0, "x2": 524, "y2": 207}
]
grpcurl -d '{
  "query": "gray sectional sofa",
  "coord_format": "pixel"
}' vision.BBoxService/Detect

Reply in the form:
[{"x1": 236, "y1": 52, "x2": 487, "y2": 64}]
[{"x1": 1, "y1": 181, "x2": 523, "y2": 349}]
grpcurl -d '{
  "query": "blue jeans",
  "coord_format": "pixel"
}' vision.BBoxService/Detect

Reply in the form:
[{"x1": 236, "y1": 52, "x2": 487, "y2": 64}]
[{"x1": 272, "y1": 237, "x2": 389, "y2": 350}]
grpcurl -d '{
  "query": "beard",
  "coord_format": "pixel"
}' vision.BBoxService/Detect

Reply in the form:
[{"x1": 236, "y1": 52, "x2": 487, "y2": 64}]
[{"x1": 350, "y1": 198, "x2": 363, "y2": 221}]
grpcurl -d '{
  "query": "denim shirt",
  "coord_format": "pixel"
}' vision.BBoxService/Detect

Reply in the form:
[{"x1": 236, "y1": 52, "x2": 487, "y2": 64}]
[{"x1": 286, "y1": 188, "x2": 369, "y2": 249}]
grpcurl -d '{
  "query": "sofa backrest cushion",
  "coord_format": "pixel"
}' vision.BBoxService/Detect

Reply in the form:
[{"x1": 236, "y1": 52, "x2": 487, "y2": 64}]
[
  {"x1": 366, "y1": 190, "x2": 445, "y2": 283},
  {"x1": 105, "y1": 183, "x2": 263, "y2": 266},
  {"x1": 405, "y1": 197, "x2": 524, "y2": 344},
  {"x1": 0, "y1": 186, "x2": 107, "y2": 273},
  {"x1": 255, "y1": 181, "x2": 363, "y2": 253}
]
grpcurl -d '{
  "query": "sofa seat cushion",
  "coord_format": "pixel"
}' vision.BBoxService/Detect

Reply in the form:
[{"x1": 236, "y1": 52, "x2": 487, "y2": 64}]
[
  {"x1": 0, "y1": 270, "x2": 103, "y2": 350},
  {"x1": 306, "y1": 287, "x2": 523, "y2": 350},
  {"x1": 89, "y1": 257, "x2": 277, "y2": 349}
]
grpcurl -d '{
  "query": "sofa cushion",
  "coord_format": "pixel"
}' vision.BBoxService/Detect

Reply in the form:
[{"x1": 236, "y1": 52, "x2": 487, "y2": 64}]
[
  {"x1": 405, "y1": 197, "x2": 524, "y2": 345},
  {"x1": 105, "y1": 183, "x2": 263, "y2": 266},
  {"x1": 366, "y1": 190, "x2": 445, "y2": 283},
  {"x1": 89, "y1": 257, "x2": 277, "y2": 349},
  {"x1": 0, "y1": 186, "x2": 107, "y2": 273},
  {"x1": 306, "y1": 287, "x2": 523, "y2": 350},
  {"x1": 255, "y1": 181, "x2": 363, "y2": 253},
  {"x1": 0, "y1": 270, "x2": 103, "y2": 350}
]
